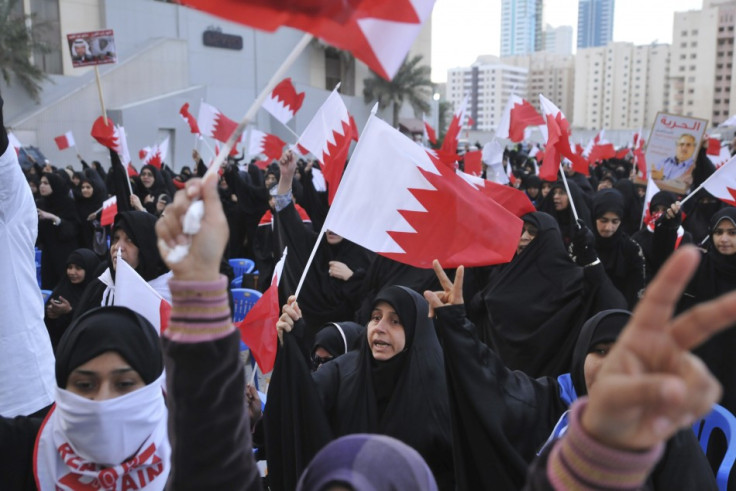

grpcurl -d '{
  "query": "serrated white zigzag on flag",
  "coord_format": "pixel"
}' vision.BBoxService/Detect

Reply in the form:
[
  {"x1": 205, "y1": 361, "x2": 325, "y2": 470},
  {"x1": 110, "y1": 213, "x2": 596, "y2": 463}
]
[
  {"x1": 323, "y1": 114, "x2": 438, "y2": 254},
  {"x1": 296, "y1": 88, "x2": 350, "y2": 160}
]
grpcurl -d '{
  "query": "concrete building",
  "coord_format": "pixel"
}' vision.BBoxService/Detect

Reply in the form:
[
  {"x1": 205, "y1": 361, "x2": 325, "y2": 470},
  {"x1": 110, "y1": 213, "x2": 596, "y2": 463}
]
[
  {"x1": 573, "y1": 42, "x2": 670, "y2": 130},
  {"x1": 544, "y1": 24, "x2": 574, "y2": 56},
  {"x1": 2, "y1": 0, "x2": 433, "y2": 168},
  {"x1": 446, "y1": 56, "x2": 528, "y2": 132},
  {"x1": 500, "y1": 0, "x2": 544, "y2": 57},
  {"x1": 669, "y1": 0, "x2": 736, "y2": 125},
  {"x1": 577, "y1": 0, "x2": 615, "y2": 49},
  {"x1": 503, "y1": 52, "x2": 575, "y2": 118}
]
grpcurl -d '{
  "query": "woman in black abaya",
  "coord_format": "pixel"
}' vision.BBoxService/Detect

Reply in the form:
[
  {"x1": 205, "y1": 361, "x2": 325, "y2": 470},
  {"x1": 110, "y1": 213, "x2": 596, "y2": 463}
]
[
  {"x1": 468, "y1": 211, "x2": 625, "y2": 378},
  {"x1": 74, "y1": 172, "x2": 106, "y2": 249},
  {"x1": 267, "y1": 286, "x2": 454, "y2": 490},
  {"x1": 44, "y1": 249, "x2": 100, "y2": 350},
  {"x1": 36, "y1": 171, "x2": 81, "y2": 289},
  {"x1": 431, "y1": 266, "x2": 716, "y2": 490},
  {"x1": 678, "y1": 206, "x2": 736, "y2": 415},
  {"x1": 135, "y1": 165, "x2": 169, "y2": 215},
  {"x1": 539, "y1": 180, "x2": 592, "y2": 246},
  {"x1": 591, "y1": 189, "x2": 646, "y2": 309}
]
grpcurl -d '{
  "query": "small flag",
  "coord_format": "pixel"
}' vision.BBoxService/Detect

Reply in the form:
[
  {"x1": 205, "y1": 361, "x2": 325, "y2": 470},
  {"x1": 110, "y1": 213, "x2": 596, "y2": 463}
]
[
  {"x1": 262, "y1": 78, "x2": 305, "y2": 124},
  {"x1": 100, "y1": 196, "x2": 118, "y2": 226},
  {"x1": 54, "y1": 131, "x2": 76, "y2": 151}
]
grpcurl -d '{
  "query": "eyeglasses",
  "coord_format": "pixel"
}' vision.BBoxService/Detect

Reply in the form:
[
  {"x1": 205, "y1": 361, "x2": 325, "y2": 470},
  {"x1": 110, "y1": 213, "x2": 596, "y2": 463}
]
[{"x1": 310, "y1": 353, "x2": 334, "y2": 370}]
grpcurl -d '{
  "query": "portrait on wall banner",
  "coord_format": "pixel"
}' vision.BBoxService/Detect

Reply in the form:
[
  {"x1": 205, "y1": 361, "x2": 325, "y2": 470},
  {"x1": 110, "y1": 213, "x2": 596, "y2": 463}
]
[
  {"x1": 67, "y1": 29, "x2": 117, "y2": 68},
  {"x1": 645, "y1": 112, "x2": 708, "y2": 194}
]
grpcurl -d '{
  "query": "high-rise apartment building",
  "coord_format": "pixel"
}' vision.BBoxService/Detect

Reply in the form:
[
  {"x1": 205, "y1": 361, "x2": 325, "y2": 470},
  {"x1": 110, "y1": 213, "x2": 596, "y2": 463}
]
[
  {"x1": 544, "y1": 24, "x2": 574, "y2": 56},
  {"x1": 573, "y1": 42, "x2": 670, "y2": 130},
  {"x1": 501, "y1": 0, "x2": 544, "y2": 57},
  {"x1": 577, "y1": 0, "x2": 615, "y2": 49},
  {"x1": 503, "y1": 52, "x2": 575, "y2": 118},
  {"x1": 446, "y1": 56, "x2": 529, "y2": 131},
  {"x1": 669, "y1": 0, "x2": 736, "y2": 125}
]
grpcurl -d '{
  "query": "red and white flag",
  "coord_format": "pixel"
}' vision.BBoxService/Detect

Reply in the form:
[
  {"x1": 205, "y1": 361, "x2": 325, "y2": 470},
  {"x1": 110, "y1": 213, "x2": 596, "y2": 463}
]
[
  {"x1": 463, "y1": 150, "x2": 482, "y2": 177},
  {"x1": 100, "y1": 196, "x2": 118, "y2": 226},
  {"x1": 700, "y1": 155, "x2": 736, "y2": 206},
  {"x1": 587, "y1": 143, "x2": 616, "y2": 165},
  {"x1": 296, "y1": 87, "x2": 358, "y2": 204},
  {"x1": 456, "y1": 170, "x2": 536, "y2": 218},
  {"x1": 262, "y1": 78, "x2": 305, "y2": 124},
  {"x1": 236, "y1": 248, "x2": 288, "y2": 374},
  {"x1": 496, "y1": 94, "x2": 545, "y2": 143},
  {"x1": 539, "y1": 94, "x2": 588, "y2": 180},
  {"x1": 641, "y1": 178, "x2": 660, "y2": 228},
  {"x1": 244, "y1": 128, "x2": 287, "y2": 161},
  {"x1": 178, "y1": 0, "x2": 435, "y2": 80},
  {"x1": 7, "y1": 132, "x2": 22, "y2": 154},
  {"x1": 90, "y1": 117, "x2": 133, "y2": 169},
  {"x1": 438, "y1": 96, "x2": 468, "y2": 167},
  {"x1": 423, "y1": 114, "x2": 437, "y2": 145},
  {"x1": 482, "y1": 139, "x2": 508, "y2": 185},
  {"x1": 583, "y1": 129, "x2": 606, "y2": 157},
  {"x1": 54, "y1": 131, "x2": 76, "y2": 151},
  {"x1": 708, "y1": 142, "x2": 731, "y2": 168},
  {"x1": 323, "y1": 112, "x2": 522, "y2": 268},
  {"x1": 198, "y1": 102, "x2": 240, "y2": 144},
  {"x1": 179, "y1": 102, "x2": 201, "y2": 134},
  {"x1": 140, "y1": 137, "x2": 169, "y2": 169},
  {"x1": 114, "y1": 254, "x2": 171, "y2": 334}
]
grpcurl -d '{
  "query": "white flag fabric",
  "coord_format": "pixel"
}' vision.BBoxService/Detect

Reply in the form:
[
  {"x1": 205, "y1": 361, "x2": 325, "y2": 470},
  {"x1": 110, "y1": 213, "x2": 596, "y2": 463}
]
[
  {"x1": 114, "y1": 257, "x2": 171, "y2": 334},
  {"x1": 701, "y1": 155, "x2": 736, "y2": 206},
  {"x1": 323, "y1": 112, "x2": 522, "y2": 268},
  {"x1": 482, "y1": 140, "x2": 508, "y2": 185}
]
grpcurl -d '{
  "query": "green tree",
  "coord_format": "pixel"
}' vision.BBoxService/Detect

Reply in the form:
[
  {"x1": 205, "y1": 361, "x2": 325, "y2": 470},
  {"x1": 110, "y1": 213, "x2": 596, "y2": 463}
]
[
  {"x1": 0, "y1": 0, "x2": 50, "y2": 101},
  {"x1": 363, "y1": 54, "x2": 432, "y2": 128}
]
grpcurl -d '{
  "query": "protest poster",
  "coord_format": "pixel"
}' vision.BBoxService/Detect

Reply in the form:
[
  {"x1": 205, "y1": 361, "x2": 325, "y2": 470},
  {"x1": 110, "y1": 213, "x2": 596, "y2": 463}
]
[
  {"x1": 66, "y1": 29, "x2": 117, "y2": 68},
  {"x1": 645, "y1": 112, "x2": 707, "y2": 194}
]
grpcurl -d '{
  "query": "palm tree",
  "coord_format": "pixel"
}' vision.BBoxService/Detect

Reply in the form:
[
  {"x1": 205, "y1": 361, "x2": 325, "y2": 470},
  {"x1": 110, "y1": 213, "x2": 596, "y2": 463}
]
[
  {"x1": 0, "y1": 0, "x2": 50, "y2": 101},
  {"x1": 363, "y1": 54, "x2": 432, "y2": 128}
]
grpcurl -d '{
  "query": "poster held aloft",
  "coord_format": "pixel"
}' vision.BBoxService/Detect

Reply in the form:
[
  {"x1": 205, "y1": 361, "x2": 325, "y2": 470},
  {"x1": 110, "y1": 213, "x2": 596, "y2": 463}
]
[
  {"x1": 645, "y1": 112, "x2": 708, "y2": 194},
  {"x1": 67, "y1": 30, "x2": 117, "y2": 126}
]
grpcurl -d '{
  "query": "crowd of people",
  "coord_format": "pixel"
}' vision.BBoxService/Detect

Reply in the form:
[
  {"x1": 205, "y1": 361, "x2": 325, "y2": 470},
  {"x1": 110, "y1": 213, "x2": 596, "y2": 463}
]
[{"x1": 4, "y1": 88, "x2": 736, "y2": 490}]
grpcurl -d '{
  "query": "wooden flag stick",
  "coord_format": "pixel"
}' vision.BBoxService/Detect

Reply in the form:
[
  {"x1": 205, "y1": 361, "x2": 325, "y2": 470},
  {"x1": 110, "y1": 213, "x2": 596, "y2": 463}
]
[{"x1": 94, "y1": 66, "x2": 108, "y2": 126}]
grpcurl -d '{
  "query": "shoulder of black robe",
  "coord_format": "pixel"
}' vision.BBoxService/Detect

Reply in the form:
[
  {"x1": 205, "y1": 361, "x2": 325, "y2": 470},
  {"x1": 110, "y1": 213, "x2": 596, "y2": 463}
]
[
  {"x1": 434, "y1": 304, "x2": 567, "y2": 489},
  {"x1": 613, "y1": 178, "x2": 643, "y2": 236},
  {"x1": 0, "y1": 414, "x2": 44, "y2": 491},
  {"x1": 311, "y1": 287, "x2": 454, "y2": 489},
  {"x1": 107, "y1": 148, "x2": 132, "y2": 213},
  {"x1": 277, "y1": 202, "x2": 373, "y2": 343},
  {"x1": 296, "y1": 165, "x2": 329, "y2": 232},
  {"x1": 354, "y1": 255, "x2": 439, "y2": 325},
  {"x1": 481, "y1": 211, "x2": 586, "y2": 377},
  {"x1": 39, "y1": 171, "x2": 79, "y2": 222},
  {"x1": 264, "y1": 330, "x2": 334, "y2": 491}
]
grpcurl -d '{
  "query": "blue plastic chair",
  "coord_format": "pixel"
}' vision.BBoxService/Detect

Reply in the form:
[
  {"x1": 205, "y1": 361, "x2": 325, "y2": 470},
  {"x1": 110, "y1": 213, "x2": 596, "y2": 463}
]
[
  {"x1": 231, "y1": 288, "x2": 262, "y2": 323},
  {"x1": 231, "y1": 275, "x2": 243, "y2": 288},
  {"x1": 692, "y1": 403, "x2": 736, "y2": 490},
  {"x1": 35, "y1": 248, "x2": 42, "y2": 288},
  {"x1": 41, "y1": 290, "x2": 53, "y2": 303},
  {"x1": 229, "y1": 258, "x2": 255, "y2": 280}
]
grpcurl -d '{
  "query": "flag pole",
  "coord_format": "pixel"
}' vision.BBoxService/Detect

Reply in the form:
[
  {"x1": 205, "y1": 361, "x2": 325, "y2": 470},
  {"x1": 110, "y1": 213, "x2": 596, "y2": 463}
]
[
  {"x1": 204, "y1": 32, "x2": 313, "y2": 178},
  {"x1": 294, "y1": 223, "x2": 327, "y2": 299},
  {"x1": 677, "y1": 183, "x2": 703, "y2": 207},
  {"x1": 94, "y1": 66, "x2": 108, "y2": 126},
  {"x1": 559, "y1": 167, "x2": 580, "y2": 222}
]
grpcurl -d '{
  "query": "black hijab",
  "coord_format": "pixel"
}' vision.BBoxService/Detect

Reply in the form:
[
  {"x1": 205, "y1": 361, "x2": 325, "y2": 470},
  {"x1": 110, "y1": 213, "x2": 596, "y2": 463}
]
[
  {"x1": 683, "y1": 190, "x2": 724, "y2": 244},
  {"x1": 113, "y1": 211, "x2": 168, "y2": 281},
  {"x1": 471, "y1": 212, "x2": 586, "y2": 377},
  {"x1": 569, "y1": 309, "x2": 630, "y2": 397},
  {"x1": 540, "y1": 180, "x2": 592, "y2": 245},
  {"x1": 312, "y1": 286, "x2": 453, "y2": 489},
  {"x1": 613, "y1": 178, "x2": 643, "y2": 236},
  {"x1": 39, "y1": 171, "x2": 78, "y2": 220},
  {"x1": 592, "y1": 189, "x2": 629, "y2": 280},
  {"x1": 312, "y1": 322, "x2": 364, "y2": 359},
  {"x1": 56, "y1": 306, "x2": 162, "y2": 388}
]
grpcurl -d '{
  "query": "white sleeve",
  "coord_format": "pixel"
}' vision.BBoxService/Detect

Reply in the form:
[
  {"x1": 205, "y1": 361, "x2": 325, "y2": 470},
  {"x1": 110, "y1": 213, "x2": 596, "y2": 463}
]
[{"x1": 0, "y1": 145, "x2": 56, "y2": 417}]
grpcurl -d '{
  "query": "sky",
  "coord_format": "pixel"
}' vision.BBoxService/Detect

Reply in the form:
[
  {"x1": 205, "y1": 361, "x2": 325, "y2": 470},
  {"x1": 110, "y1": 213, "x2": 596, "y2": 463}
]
[{"x1": 431, "y1": 0, "x2": 705, "y2": 83}]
